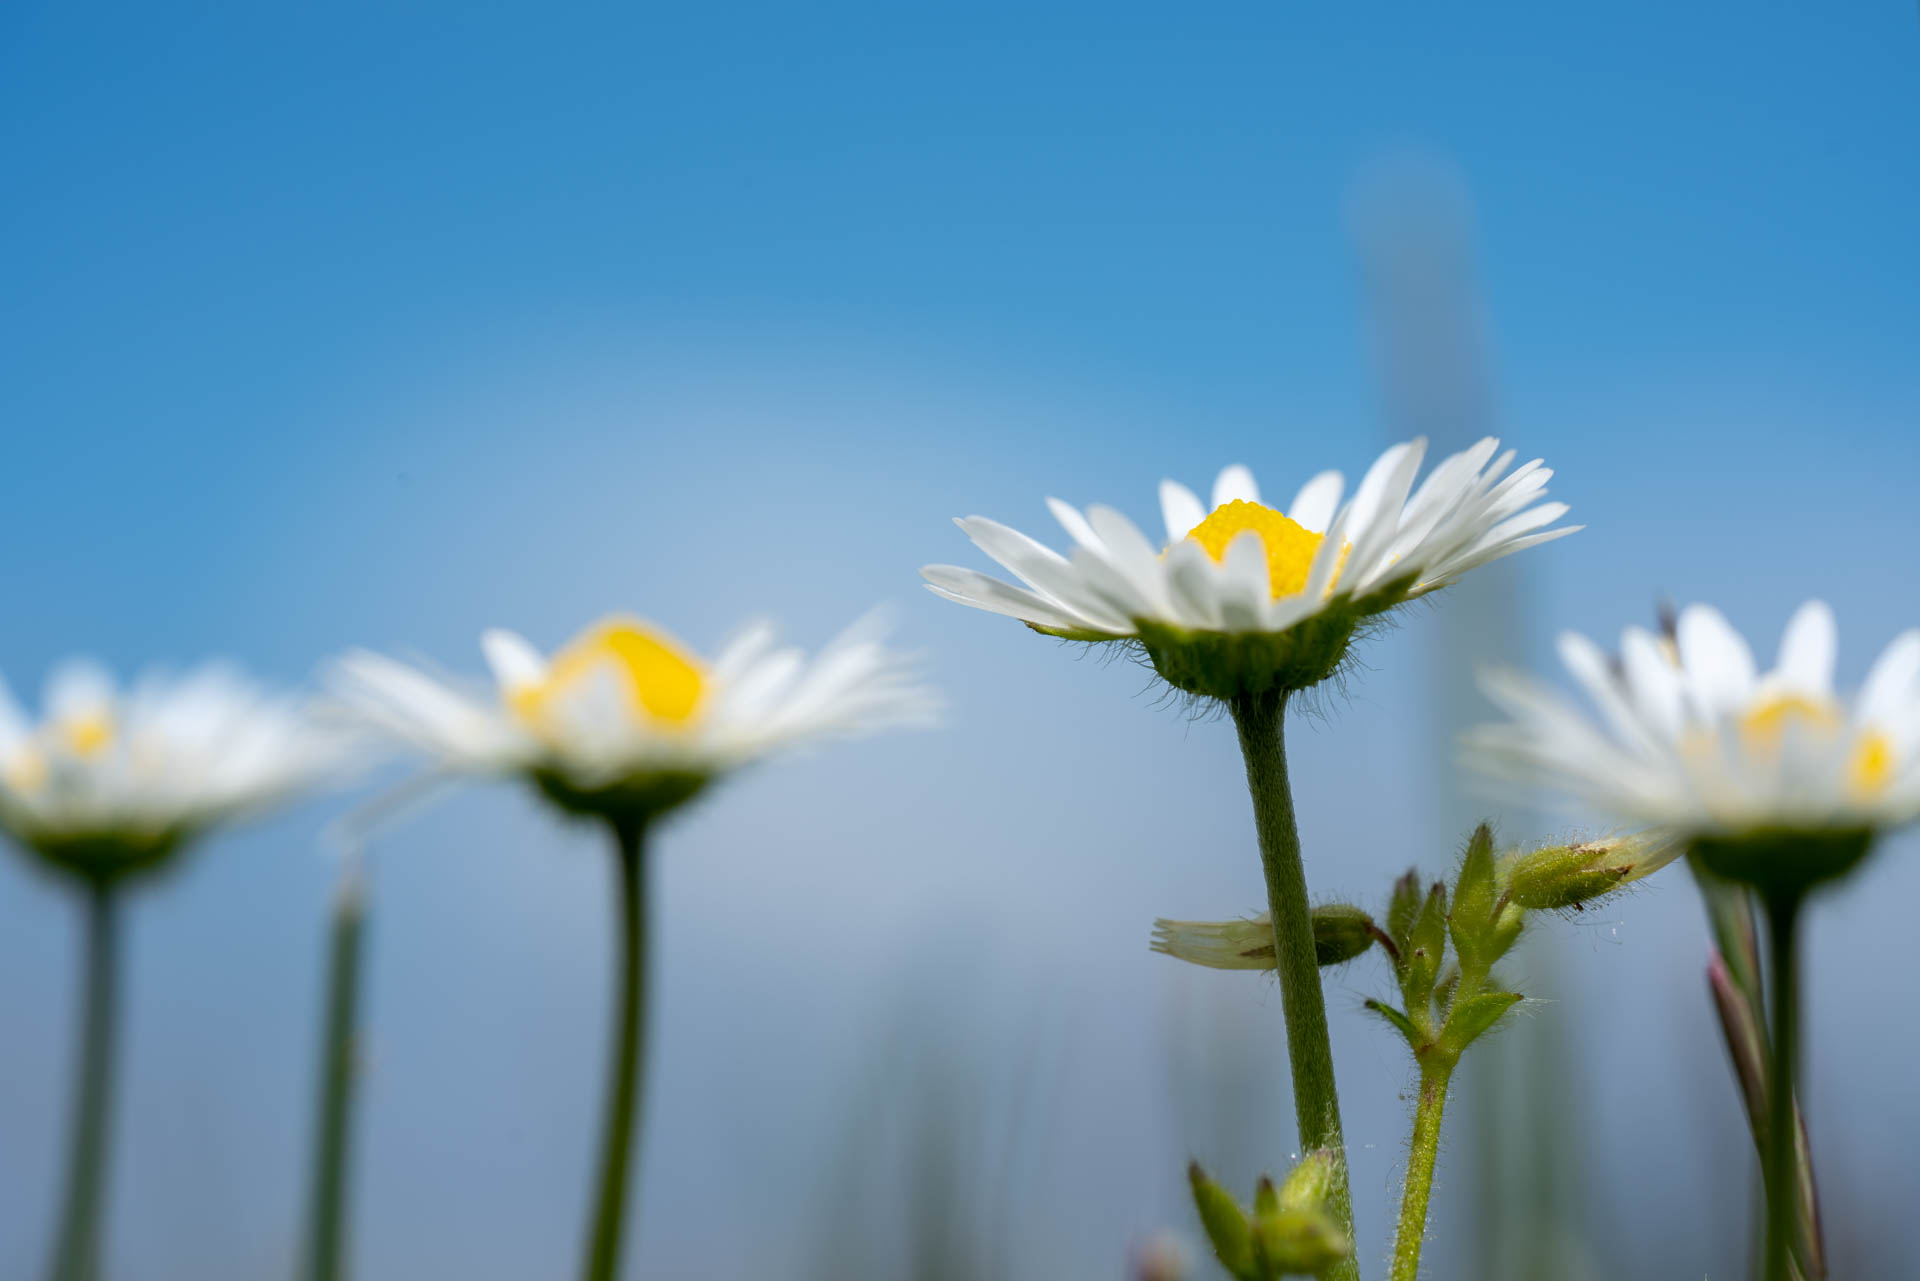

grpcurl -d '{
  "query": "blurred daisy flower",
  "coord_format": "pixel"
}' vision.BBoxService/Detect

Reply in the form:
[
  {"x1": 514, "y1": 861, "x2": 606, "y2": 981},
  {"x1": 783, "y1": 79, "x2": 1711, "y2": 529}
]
[
  {"x1": 1466, "y1": 601, "x2": 1920, "y2": 867},
  {"x1": 333, "y1": 611, "x2": 934, "y2": 1281},
  {"x1": 0, "y1": 660, "x2": 351, "y2": 879},
  {"x1": 921, "y1": 436, "x2": 1574, "y2": 699},
  {"x1": 333, "y1": 613, "x2": 938, "y2": 823}
]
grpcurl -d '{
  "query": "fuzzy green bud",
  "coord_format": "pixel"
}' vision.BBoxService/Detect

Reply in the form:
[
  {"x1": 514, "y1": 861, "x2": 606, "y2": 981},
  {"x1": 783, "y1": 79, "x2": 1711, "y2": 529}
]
[
  {"x1": 1505, "y1": 839, "x2": 1632, "y2": 910},
  {"x1": 1188, "y1": 1162, "x2": 1255, "y2": 1280},
  {"x1": 1311, "y1": 903, "x2": 1380, "y2": 967},
  {"x1": 1277, "y1": 1148, "x2": 1339, "y2": 1212},
  {"x1": 1251, "y1": 1206, "x2": 1350, "y2": 1276}
]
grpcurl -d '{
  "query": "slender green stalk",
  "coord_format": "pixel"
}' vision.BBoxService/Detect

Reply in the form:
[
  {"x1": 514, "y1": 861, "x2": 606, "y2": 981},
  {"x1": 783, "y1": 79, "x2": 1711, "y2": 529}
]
[
  {"x1": 581, "y1": 818, "x2": 651, "y2": 1281},
  {"x1": 1389, "y1": 1064, "x2": 1452, "y2": 1281},
  {"x1": 1230, "y1": 689, "x2": 1359, "y2": 1281},
  {"x1": 1762, "y1": 892, "x2": 1802, "y2": 1281},
  {"x1": 48, "y1": 880, "x2": 122, "y2": 1281},
  {"x1": 301, "y1": 865, "x2": 368, "y2": 1281}
]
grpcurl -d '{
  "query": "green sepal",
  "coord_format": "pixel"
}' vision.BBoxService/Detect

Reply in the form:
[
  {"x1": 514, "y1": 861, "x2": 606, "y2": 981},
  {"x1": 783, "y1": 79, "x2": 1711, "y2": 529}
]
[
  {"x1": 1400, "y1": 881, "x2": 1447, "y2": 1016},
  {"x1": 1189, "y1": 1162, "x2": 1256, "y2": 1280},
  {"x1": 1024, "y1": 621, "x2": 1126, "y2": 644},
  {"x1": 1251, "y1": 1206, "x2": 1350, "y2": 1276},
  {"x1": 1278, "y1": 1149, "x2": 1339, "y2": 1212},
  {"x1": 1487, "y1": 902, "x2": 1524, "y2": 960},
  {"x1": 1439, "y1": 991, "x2": 1523, "y2": 1058},
  {"x1": 1136, "y1": 608, "x2": 1361, "y2": 702},
  {"x1": 1253, "y1": 1175, "x2": 1280, "y2": 1219},
  {"x1": 531, "y1": 767, "x2": 709, "y2": 829},
  {"x1": 23, "y1": 829, "x2": 187, "y2": 886},
  {"x1": 1365, "y1": 998, "x2": 1421, "y2": 1049},
  {"x1": 1690, "y1": 827, "x2": 1874, "y2": 903},
  {"x1": 1310, "y1": 902, "x2": 1379, "y2": 967},
  {"x1": 1385, "y1": 869, "x2": 1422, "y2": 955}
]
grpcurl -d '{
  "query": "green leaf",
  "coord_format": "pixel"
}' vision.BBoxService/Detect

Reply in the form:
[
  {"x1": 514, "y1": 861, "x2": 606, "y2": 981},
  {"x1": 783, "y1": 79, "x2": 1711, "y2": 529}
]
[
  {"x1": 1364, "y1": 999, "x2": 1421, "y2": 1049},
  {"x1": 1189, "y1": 1162, "x2": 1256, "y2": 1280},
  {"x1": 1440, "y1": 991, "x2": 1523, "y2": 1057}
]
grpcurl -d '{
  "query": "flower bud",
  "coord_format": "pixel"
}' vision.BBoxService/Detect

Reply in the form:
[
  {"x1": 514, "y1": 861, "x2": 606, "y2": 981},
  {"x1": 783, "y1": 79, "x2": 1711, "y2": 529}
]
[
  {"x1": 1251, "y1": 1206, "x2": 1349, "y2": 1276},
  {"x1": 1187, "y1": 1162, "x2": 1255, "y2": 1279},
  {"x1": 1152, "y1": 905, "x2": 1381, "y2": 972},
  {"x1": 1278, "y1": 1148, "x2": 1340, "y2": 1212}
]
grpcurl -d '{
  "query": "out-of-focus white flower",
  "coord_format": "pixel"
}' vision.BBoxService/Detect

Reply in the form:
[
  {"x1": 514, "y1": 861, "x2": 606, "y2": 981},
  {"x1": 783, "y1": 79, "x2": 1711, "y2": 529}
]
[
  {"x1": 921, "y1": 437, "x2": 1574, "y2": 700},
  {"x1": 1467, "y1": 601, "x2": 1920, "y2": 838},
  {"x1": 332, "y1": 613, "x2": 937, "y2": 818},
  {"x1": 0, "y1": 660, "x2": 352, "y2": 875}
]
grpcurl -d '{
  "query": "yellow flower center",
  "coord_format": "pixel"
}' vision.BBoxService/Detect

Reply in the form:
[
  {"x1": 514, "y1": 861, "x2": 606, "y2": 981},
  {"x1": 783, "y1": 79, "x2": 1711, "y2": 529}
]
[
  {"x1": 1738, "y1": 693, "x2": 1841, "y2": 746},
  {"x1": 510, "y1": 618, "x2": 706, "y2": 729},
  {"x1": 61, "y1": 712, "x2": 115, "y2": 757},
  {"x1": 1184, "y1": 500, "x2": 1340, "y2": 600},
  {"x1": 1849, "y1": 729, "x2": 1894, "y2": 797}
]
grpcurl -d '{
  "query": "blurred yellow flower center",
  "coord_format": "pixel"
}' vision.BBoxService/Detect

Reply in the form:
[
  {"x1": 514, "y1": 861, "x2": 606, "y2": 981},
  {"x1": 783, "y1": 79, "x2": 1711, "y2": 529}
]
[
  {"x1": 512, "y1": 619, "x2": 706, "y2": 728},
  {"x1": 1849, "y1": 729, "x2": 1894, "y2": 796},
  {"x1": 1739, "y1": 693, "x2": 1840, "y2": 745},
  {"x1": 1184, "y1": 500, "x2": 1336, "y2": 600},
  {"x1": 60, "y1": 712, "x2": 115, "y2": 757}
]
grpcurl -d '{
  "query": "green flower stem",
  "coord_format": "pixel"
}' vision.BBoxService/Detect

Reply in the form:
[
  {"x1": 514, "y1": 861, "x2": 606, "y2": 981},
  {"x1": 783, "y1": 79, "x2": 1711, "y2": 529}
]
[
  {"x1": 1762, "y1": 890, "x2": 1803, "y2": 1281},
  {"x1": 48, "y1": 880, "x2": 122, "y2": 1281},
  {"x1": 1389, "y1": 1063, "x2": 1452, "y2": 1281},
  {"x1": 1231, "y1": 689, "x2": 1359, "y2": 1281},
  {"x1": 581, "y1": 818, "x2": 652, "y2": 1281},
  {"x1": 302, "y1": 865, "x2": 368, "y2": 1281}
]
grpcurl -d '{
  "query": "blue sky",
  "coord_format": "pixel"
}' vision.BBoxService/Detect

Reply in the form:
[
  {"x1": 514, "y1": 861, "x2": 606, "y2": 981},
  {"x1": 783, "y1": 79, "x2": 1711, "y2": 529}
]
[{"x1": 2, "y1": 5, "x2": 1917, "y2": 1278}]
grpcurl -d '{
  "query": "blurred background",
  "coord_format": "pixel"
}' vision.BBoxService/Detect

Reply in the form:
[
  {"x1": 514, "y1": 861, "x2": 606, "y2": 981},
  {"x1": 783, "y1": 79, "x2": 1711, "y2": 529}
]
[{"x1": 3, "y1": 4, "x2": 1917, "y2": 1278}]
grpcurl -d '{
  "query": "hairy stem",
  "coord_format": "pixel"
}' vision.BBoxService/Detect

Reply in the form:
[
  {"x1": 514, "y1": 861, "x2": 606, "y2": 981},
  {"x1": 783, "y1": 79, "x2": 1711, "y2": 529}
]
[
  {"x1": 1231, "y1": 689, "x2": 1359, "y2": 1281},
  {"x1": 1389, "y1": 1064, "x2": 1452, "y2": 1281},
  {"x1": 48, "y1": 881, "x2": 122, "y2": 1281},
  {"x1": 581, "y1": 818, "x2": 652, "y2": 1281}
]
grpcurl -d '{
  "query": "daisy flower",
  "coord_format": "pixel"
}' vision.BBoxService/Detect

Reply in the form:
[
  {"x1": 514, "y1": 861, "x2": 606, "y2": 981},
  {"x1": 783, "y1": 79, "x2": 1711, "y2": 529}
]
[
  {"x1": 921, "y1": 436, "x2": 1575, "y2": 699},
  {"x1": 0, "y1": 659, "x2": 351, "y2": 879},
  {"x1": 331, "y1": 610, "x2": 936, "y2": 1281},
  {"x1": 1467, "y1": 600, "x2": 1920, "y2": 1281},
  {"x1": 1466, "y1": 600, "x2": 1920, "y2": 859},
  {"x1": 333, "y1": 613, "x2": 937, "y2": 821},
  {"x1": 3, "y1": 659, "x2": 353, "y2": 1281}
]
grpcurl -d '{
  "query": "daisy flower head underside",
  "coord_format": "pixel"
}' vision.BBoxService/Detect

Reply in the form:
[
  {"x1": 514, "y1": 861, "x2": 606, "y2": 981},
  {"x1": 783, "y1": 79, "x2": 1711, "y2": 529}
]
[
  {"x1": 0, "y1": 661, "x2": 350, "y2": 879},
  {"x1": 334, "y1": 614, "x2": 938, "y2": 824},
  {"x1": 1468, "y1": 601, "x2": 1920, "y2": 890},
  {"x1": 921, "y1": 436, "x2": 1575, "y2": 700}
]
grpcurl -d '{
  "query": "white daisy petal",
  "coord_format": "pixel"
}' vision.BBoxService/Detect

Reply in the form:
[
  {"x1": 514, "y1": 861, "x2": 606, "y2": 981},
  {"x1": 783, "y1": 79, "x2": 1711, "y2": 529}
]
[
  {"x1": 1211, "y1": 463, "x2": 1261, "y2": 510},
  {"x1": 1286, "y1": 470, "x2": 1344, "y2": 534},
  {"x1": 481, "y1": 629, "x2": 547, "y2": 695},
  {"x1": 1677, "y1": 605, "x2": 1758, "y2": 714},
  {"x1": 1159, "y1": 480, "x2": 1208, "y2": 544},
  {"x1": 1774, "y1": 600, "x2": 1837, "y2": 696}
]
